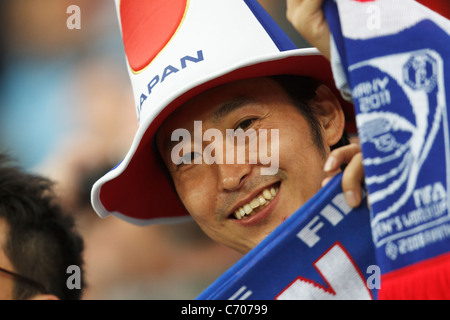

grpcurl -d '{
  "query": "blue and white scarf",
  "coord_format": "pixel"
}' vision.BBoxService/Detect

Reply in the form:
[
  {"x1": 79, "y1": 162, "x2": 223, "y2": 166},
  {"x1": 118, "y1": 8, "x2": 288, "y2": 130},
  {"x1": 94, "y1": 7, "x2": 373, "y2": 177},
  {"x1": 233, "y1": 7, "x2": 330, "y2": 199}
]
[{"x1": 324, "y1": 0, "x2": 450, "y2": 299}]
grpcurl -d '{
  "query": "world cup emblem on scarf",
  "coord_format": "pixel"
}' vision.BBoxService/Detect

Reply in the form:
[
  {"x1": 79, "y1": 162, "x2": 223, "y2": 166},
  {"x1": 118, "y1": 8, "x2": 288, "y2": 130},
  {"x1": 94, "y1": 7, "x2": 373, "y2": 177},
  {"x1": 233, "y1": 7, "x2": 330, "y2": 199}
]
[{"x1": 350, "y1": 49, "x2": 449, "y2": 263}]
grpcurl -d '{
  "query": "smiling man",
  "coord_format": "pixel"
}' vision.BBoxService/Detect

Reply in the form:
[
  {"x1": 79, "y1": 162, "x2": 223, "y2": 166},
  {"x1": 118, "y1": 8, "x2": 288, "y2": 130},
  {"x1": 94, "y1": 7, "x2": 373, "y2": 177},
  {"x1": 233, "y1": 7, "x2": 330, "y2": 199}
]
[
  {"x1": 91, "y1": 0, "x2": 360, "y2": 255},
  {"x1": 156, "y1": 76, "x2": 346, "y2": 253}
]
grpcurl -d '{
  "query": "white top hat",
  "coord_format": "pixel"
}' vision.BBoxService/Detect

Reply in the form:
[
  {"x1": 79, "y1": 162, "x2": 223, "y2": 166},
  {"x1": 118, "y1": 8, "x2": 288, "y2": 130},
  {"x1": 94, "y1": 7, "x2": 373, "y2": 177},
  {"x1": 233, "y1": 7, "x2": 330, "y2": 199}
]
[{"x1": 90, "y1": 0, "x2": 355, "y2": 225}]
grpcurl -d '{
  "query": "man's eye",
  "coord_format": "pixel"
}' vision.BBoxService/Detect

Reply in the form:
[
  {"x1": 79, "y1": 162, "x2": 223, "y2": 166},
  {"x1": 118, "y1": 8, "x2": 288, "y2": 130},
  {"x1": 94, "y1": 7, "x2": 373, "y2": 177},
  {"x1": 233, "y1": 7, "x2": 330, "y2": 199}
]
[
  {"x1": 235, "y1": 118, "x2": 256, "y2": 131},
  {"x1": 178, "y1": 152, "x2": 201, "y2": 166}
]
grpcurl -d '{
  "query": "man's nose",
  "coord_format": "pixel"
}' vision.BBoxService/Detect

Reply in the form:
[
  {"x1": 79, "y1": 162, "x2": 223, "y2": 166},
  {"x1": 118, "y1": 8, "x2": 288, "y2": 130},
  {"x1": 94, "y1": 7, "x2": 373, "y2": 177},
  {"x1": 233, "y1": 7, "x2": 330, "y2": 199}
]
[{"x1": 217, "y1": 163, "x2": 251, "y2": 192}]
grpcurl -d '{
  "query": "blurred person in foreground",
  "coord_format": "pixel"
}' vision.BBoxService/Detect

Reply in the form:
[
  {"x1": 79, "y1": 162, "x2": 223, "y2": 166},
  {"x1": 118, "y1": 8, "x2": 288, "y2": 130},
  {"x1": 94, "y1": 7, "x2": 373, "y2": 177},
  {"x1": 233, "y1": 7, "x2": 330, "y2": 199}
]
[{"x1": 0, "y1": 153, "x2": 85, "y2": 300}]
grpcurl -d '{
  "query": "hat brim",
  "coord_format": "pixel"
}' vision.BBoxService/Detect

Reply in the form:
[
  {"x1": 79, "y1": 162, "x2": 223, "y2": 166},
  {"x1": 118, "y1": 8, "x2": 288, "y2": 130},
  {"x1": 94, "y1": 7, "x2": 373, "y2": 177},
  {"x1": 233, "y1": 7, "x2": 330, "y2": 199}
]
[{"x1": 91, "y1": 48, "x2": 355, "y2": 225}]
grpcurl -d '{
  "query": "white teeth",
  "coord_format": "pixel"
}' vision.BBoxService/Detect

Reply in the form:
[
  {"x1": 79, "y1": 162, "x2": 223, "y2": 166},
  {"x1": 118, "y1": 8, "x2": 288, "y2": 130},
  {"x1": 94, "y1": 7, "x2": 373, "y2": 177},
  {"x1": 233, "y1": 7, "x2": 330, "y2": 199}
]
[
  {"x1": 270, "y1": 188, "x2": 276, "y2": 196},
  {"x1": 250, "y1": 199, "x2": 260, "y2": 209},
  {"x1": 259, "y1": 196, "x2": 266, "y2": 205},
  {"x1": 233, "y1": 186, "x2": 279, "y2": 220},
  {"x1": 263, "y1": 189, "x2": 272, "y2": 200},
  {"x1": 243, "y1": 204, "x2": 252, "y2": 214}
]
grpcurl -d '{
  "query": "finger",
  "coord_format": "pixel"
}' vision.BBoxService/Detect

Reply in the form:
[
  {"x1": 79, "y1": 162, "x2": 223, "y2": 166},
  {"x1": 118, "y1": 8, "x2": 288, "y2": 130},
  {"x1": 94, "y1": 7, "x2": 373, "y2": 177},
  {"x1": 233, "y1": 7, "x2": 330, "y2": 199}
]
[
  {"x1": 287, "y1": 0, "x2": 324, "y2": 25},
  {"x1": 321, "y1": 175, "x2": 333, "y2": 187},
  {"x1": 341, "y1": 152, "x2": 365, "y2": 207},
  {"x1": 301, "y1": 0, "x2": 325, "y2": 15},
  {"x1": 286, "y1": 0, "x2": 331, "y2": 59},
  {"x1": 286, "y1": 0, "x2": 304, "y2": 24},
  {"x1": 324, "y1": 144, "x2": 362, "y2": 173},
  {"x1": 287, "y1": 0, "x2": 324, "y2": 14},
  {"x1": 286, "y1": 0, "x2": 303, "y2": 13}
]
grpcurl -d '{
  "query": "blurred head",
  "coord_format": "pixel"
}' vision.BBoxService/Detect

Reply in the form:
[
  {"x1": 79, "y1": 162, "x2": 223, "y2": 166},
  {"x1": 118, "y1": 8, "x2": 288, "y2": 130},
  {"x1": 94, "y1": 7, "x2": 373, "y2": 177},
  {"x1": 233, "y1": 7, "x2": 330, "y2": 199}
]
[
  {"x1": 0, "y1": 154, "x2": 85, "y2": 300},
  {"x1": 157, "y1": 75, "x2": 347, "y2": 253}
]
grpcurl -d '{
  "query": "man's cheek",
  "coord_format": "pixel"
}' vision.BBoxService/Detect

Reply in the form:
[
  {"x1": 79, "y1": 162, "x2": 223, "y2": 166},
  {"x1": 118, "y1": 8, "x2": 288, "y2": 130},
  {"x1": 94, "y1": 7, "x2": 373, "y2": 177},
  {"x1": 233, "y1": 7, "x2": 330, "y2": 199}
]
[{"x1": 181, "y1": 188, "x2": 212, "y2": 219}]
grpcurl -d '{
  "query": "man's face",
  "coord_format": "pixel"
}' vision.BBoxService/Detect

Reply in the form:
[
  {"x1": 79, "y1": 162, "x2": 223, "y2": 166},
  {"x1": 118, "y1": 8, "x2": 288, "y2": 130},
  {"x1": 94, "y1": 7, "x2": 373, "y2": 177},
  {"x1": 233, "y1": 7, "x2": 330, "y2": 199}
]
[
  {"x1": 0, "y1": 218, "x2": 14, "y2": 299},
  {"x1": 157, "y1": 77, "x2": 342, "y2": 253}
]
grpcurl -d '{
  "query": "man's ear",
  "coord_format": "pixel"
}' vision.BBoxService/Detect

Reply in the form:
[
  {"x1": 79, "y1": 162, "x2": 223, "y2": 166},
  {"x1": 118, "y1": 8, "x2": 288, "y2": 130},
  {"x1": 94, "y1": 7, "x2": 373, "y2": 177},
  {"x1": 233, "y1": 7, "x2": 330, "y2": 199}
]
[
  {"x1": 314, "y1": 84, "x2": 345, "y2": 148},
  {"x1": 28, "y1": 293, "x2": 60, "y2": 300}
]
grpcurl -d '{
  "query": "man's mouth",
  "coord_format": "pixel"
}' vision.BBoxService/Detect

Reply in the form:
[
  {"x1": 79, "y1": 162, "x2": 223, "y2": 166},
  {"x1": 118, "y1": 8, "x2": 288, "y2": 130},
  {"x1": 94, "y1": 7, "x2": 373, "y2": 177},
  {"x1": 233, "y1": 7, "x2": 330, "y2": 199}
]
[{"x1": 232, "y1": 184, "x2": 280, "y2": 220}]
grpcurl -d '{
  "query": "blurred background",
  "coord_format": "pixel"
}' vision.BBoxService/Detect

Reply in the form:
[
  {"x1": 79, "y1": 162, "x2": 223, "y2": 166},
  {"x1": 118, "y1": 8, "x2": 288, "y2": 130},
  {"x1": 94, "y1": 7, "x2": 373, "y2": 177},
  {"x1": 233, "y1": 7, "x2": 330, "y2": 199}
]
[{"x1": 0, "y1": 0, "x2": 308, "y2": 299}]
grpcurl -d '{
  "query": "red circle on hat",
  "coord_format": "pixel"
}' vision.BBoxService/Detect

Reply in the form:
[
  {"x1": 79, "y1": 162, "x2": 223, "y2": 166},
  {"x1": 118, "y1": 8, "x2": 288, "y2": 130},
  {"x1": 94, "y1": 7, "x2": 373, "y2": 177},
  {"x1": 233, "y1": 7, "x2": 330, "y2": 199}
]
[{"x1": 120, "y1": 0, "x2": 188, "y2": 72}]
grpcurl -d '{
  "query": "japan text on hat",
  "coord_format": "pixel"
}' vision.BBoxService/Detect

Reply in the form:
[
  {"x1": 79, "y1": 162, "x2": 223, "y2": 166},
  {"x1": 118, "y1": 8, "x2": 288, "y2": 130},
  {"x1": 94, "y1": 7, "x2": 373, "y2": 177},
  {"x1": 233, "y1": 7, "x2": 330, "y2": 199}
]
[{"x1": 90, "y1": 0, "x2": 355, "y2": 225}]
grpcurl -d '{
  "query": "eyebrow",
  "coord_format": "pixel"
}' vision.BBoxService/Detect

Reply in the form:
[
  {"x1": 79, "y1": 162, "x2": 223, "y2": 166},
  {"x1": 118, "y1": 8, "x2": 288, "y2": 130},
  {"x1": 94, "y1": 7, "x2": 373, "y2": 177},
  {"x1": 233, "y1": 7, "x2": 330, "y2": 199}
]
[{"x1": 212, "y1": 96, "x2": 254, "y2": 122}]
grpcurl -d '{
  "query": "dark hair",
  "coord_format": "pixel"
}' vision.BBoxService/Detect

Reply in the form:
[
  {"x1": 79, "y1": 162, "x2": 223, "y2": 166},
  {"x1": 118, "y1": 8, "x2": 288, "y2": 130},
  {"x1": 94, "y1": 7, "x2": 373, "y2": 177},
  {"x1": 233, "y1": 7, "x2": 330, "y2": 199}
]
[
  {"x1": 0, "y1": 154, "x2": 85, "y2": 300},
  {"x1": 269, "y1": 75, "x2": 349, "y2": 155}
]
